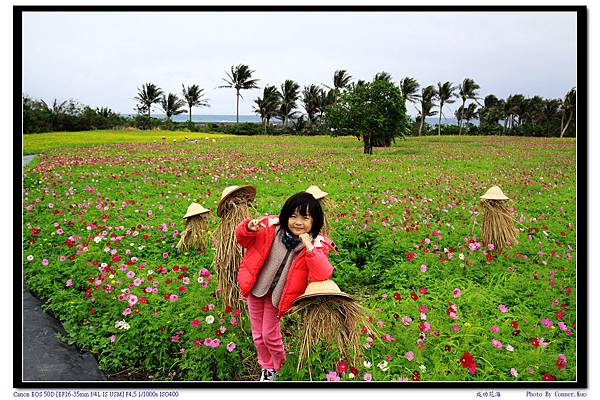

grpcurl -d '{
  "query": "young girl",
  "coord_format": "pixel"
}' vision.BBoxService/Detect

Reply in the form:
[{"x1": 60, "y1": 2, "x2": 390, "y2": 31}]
[{"x1": 235, "y1": 192, "x2": 336, "y2": 381}]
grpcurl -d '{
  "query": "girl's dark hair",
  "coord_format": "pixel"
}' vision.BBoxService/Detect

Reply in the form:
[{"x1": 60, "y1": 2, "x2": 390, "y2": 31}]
[{"x1": 279, "y1": 192, "x2": 324, "y2": 238}]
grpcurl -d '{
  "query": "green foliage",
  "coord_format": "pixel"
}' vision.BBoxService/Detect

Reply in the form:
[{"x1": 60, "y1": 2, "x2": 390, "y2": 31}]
[{"x1": 324, "y1": 78, "x2": 410, "y2": 153}]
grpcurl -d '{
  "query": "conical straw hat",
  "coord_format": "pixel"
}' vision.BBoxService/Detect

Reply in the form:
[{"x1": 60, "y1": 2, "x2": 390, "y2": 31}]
[
  {"x1": 294, "y1": 279, "x2": 353, "y2": 303},
  {"x1": 306, "y1": 185, "x2": 328, "y2": 200},
  {"x1": 182, "y1": 203, "x2": 210, "y2": 219},
  {"x1": 217, "y1": 185, "x2": 256, "y2": 217},
  {"x1": 480, "y1": 186, "x2": 510, "y2": 200}
]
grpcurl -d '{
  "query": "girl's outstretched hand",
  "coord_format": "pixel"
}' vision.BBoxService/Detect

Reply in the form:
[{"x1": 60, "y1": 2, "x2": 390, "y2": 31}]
[
  {"x1": 247, "y1": 216, "x2": 268, "y2": 232},
  {"x1": 299, "y1": 233, "x2": 314, "y2": 253}
]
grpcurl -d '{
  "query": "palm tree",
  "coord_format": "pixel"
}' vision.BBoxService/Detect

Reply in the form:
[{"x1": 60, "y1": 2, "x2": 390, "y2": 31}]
[
  {"x1": 254, "y1": 85, "x2": 281, "y2": 133},
  {"x1": 324, "y1": 70, "x2": 353, "y2": 105},
  {"x1": 135, "y1": 83, "x2": 163, "y2": 117},
  {"x1": 560, "y1": 87, "x2": 576, "y2": 138},
  {"x1": 278, "y1": 79, "x2": 300, "y2": 129},
  {"x1": 399, "y1": 77, "x2": 420, "y2": 105},
  {"x1": 302, "y1": 84, "x2": 326, "y2": 127},
  {"x1": 374, "y1": 71, "x2": 393, "y2": 82},
  {"x1": 416, "y1": 85, "x2": 438, "y2": 136},
  {"x1": 459, "y1": 103, "x2": 478, "y2": 129},
  {"x1": 478, "y1": 94, "x2": 502, "y2": 133},
  {"x1": 219, "y1": 64, "x2": 260, "y2": 123},
  {"x1": 182, "y1": 84, "x2": 210, "y2": 123},
  {"x1": 435, "y1": 81, "x2": 456, "y2": 136},
  {"x1": 457, "y1": 78, "x2": 480, "y2": 134},
  {"x1": 160, "y1": 93, "x2": 187, "y2": 122},
  {"x1": 541, "y1": 98, "x2": 561, "y2": 136}
]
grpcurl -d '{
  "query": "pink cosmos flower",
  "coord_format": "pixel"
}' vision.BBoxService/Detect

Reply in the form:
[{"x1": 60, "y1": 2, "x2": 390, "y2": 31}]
[
  {"x1": 169, "y1": 294, "x2": 178, "y2": 301},
  {"x1": 452, "y1": 324, "x2": 460, "y2": 332},
  {"x1": 122, "y1": 308, "x2": 131, "y2": 316},
  {"x1": 42, "y1": 259, "x2": 49, "y2": 266},
  {"x1": 110, "y1": 335, "x2": 116, "y2": 343},
  {"x1": 126, "y1": 271, "x2": 135, "y2": 278},
  {"x1": 420, "y1": 264, "x2": 427, "y2": 273},
  {"x1": 376, "y1": 320, "x2": 384, "y2": 327},
  {"x1": 191, "y1": 319, "x2": 200, "y2": 328},
  {"x1": 133, "y1": 278, "x2": 142, "y2": 286},
  {"x1": 65, "y1": 279, "x2": 73, "y2": 287},
  {"x1": 162, "y1": 252, "x2": 168, "y2": 258},
  {"x1": 498, "y1": 304, "x2": 509, "y2": 313},
  {"x1": 325, "y1": 371, "x2": 340, "y2": 381},
  {"x1": 511, "y1": 368, "x2": 518, "y2": 377},
  {"x1": 453, "y1": 288, "x2": 461, "y2": 298},
  {"x1": 541, "y1": 318, "x2": 553, "y2": 328},
  {"x1": 492, "y1": 339, "x2": 502, "y2": 349},
  {"x1": 226, "y1": 342, "x2": 236, "y2": 352},
  {"x1": 506, "y1": 344, "x2": 514, "y2": 352},
  {"x1": 406, "y1": 351, "x2": 414, "y2": 361},
  {"x1": 490, "y1": 326, "x2": 499, "y2": 333},
  {"x1": 419, "y1": 305, "x2": 428, "y2": 313},
  {"x1": 363, "y1": 373, "x2": 372, "y2": 381}
]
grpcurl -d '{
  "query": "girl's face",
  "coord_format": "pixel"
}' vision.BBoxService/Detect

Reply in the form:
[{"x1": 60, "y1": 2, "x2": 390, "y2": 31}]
[{"x1": 287, "y1": 208, "x2": 313, "y2": 236}]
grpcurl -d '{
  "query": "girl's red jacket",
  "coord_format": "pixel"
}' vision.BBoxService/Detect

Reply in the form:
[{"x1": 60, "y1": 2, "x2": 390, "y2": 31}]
[{"x1": 235, "y1": 216, "x2": 336, "y2": 317}]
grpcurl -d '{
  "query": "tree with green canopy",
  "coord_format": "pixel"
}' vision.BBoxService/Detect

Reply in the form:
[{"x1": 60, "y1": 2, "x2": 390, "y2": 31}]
[
  {"x1": 182, "y1": 84, "x2": 210, "y2": 123},
  {"x1": 323, "y1": 78, "x2": 410, "y2": 154},
  {"x1": 219, "y1": 64, "x2": 260, "y2": 123}
]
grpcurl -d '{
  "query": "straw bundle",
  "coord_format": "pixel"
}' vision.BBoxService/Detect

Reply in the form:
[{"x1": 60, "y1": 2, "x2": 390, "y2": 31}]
[
  {"x1": 479, "y1": 199, "x2": 519, "y2": 250},
  {"x1": 176, "y1": 215, "x2": 209, "y2": 252},
  {"x1": 318, "y1": 196, "x2": 335, "y2": 237},
  {"x1": 213, "y1": 199, "x2": 253, "y2": 309},
  {"x1": 289, "y1": 296, "x2": 372, "y2": 373}
]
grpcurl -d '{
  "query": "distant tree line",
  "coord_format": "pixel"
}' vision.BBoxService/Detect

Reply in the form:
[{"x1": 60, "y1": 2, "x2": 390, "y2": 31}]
[{"x1": 23, "y1": 64, "x2": 577, "y2": 140}]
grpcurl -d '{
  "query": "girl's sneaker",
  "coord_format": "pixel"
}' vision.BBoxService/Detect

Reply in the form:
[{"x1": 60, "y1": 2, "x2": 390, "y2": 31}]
[
  {"x1": 259, "y1": 368, "x2": 268, "y2": 381},
  {"x1": 264, "y1": 368, "x2": 277, "y2": 381}
]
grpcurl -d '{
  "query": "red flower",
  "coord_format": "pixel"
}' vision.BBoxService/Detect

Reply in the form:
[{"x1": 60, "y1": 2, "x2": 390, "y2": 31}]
[
  {"x1": 393, "y1": 292, "x2": 402, "y2": 300},
  {"x1": 419, "y1": 287, "x2": 427, "y2": 294},
  {"x1": 225, "y1": 305, "x2": 233, "y2": 314},
  {"x1": 406, "y1": 252, "x2": 415, "y2": 261},
  {"x1": 486, "y1": 253, "x2": 494, "y2": 262},
  {"x1": 543, "y1": 373, "x2": 556, "y2": 381},
  {"x1": 202, "y1": 306, "x2": 209, "y2": 312},
  {"x1": 411, "y1": 371, "x2": 421, "y2": 381},
  {"x1": 410, "y1": 292, "x2": 419, "y2": 300},
  {"x1": 556, "y1": 354, "x2": 567, "y2": 369},
  {"x1": 349, "y1": 367, "x2": 359, "y2": 376},
  {"x1": 532, "y1": 337, "x2": 539, "y2": 348},
  {"x1": 178, "y1": 285, "x2": 186, "y2": 293},
  {"x1": 89, "y1": 309, "x2": 95, "y2": 314},
  {"x1": 511, "y1": 320, "x2": 519, "y2": 328},
  {"x1": 512, "y1": 329, "x2": 521, "y2": 336},
  {"x1": 337, "y1": 360, "x2": 348, "y2": 374},
  {"x1": 112, "y1": 255, "x2": 120, "y2": 263},
  {"x1": 444, "y1": 345, "x2": 452, "y2": 351},
  {"x1": 460, "y1": 352, "x2": 477, "y2": 375},
  {"x1": 556, "y1": 311, "x2": 565, "y2": 319},
  {"x1": 215, "y1": 330, "x2": 221, "y2": 337}
]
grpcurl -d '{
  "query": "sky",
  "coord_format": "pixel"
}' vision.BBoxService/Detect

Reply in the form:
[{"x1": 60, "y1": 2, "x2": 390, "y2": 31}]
[{"x1": 21, "y1": 10, "x2": 578, "y2": 117}]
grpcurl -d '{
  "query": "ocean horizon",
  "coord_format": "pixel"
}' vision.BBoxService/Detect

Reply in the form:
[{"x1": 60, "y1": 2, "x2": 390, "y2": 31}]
[{"x1": 121, "y1": 113, "x2": 476, "y2": 126}]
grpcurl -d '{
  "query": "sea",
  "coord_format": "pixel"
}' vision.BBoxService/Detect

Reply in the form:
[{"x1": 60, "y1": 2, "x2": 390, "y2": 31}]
[{"x1": 122, "y1": 114, "x2": 474, "y2": 126}]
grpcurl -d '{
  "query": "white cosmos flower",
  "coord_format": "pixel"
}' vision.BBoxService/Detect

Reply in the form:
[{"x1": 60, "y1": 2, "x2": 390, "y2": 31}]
[{"x1": 205, "y1": 315, "x2": 215, "y2": 324}]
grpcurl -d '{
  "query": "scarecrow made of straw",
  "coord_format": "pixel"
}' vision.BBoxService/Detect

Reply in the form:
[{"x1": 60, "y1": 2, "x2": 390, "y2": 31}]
[
  {"x1": 289, "y1": 279, "x2": 374, "y2": 377},
  {"x1": 176, "y1": 203, "x2": 211, "y2": 252},
  {"x1": 305, "y1": 185, "x2": 335, "y2": 236},
  {"x1": 478, "y1": 186, "x2": 519, "y2": 250},
  {"x1": 213, "y1": 185, "x2": 257, "y2": 310}
]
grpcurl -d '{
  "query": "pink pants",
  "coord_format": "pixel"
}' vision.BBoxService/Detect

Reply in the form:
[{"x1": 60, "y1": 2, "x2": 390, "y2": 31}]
[{"x1": 246, "y1": 291, "x2": 286, "y2": 371}]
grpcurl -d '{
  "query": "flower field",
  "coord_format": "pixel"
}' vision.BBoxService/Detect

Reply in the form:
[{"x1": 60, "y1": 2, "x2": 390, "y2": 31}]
[{"x1": 21, "y1": 132, "x2": 577, "y2": 382}]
